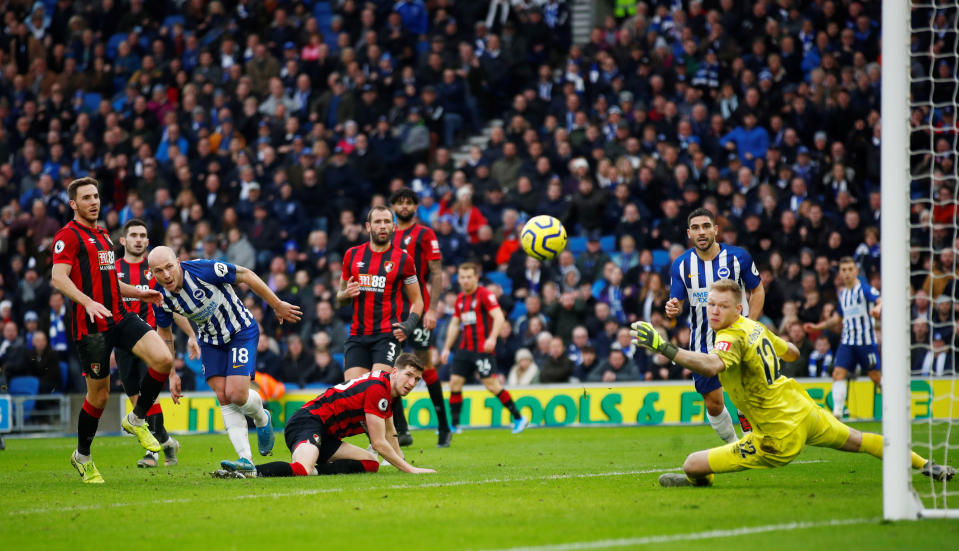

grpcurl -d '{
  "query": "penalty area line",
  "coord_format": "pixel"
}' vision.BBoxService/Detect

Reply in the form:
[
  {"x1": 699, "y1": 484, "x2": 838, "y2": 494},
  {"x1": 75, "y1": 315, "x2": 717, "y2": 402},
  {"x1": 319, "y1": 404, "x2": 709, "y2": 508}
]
[{"x1": 474, "y1": 517, "x2": 878, "y2": 551}]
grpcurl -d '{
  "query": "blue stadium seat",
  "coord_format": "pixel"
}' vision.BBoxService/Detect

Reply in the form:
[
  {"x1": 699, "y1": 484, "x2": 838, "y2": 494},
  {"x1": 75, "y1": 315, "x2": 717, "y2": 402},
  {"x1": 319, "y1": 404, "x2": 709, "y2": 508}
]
[
  {"x1": 313, "y1": 1, "x2": 333, "y2": 17},
  {"x1": 599, "y1": 235, "x2": 616, "y2": 251},
  {"x1": 486, "y1": 271, "x2": 512, "y2": 295},
  {"x1": 161, "y1": 15, "x2": 185, "y2": 35},
  {"x1": 333, "y1": 353, "x2": 344, "y2": 367},
  {"x1": 652, "y1": 249, "x2": 671, "y2": 270},
  {"x1": 509, "y1": 300, "x2": 527, "y2": 321},
  {"x1": 82, "y1": 92, "x2": 102, "y2": 114},
  {"x1": 566, "y1": 236, "x2": 587, "y2": 254},
  {"x1": 9, "y1": 376, "x2": 40, "y2": 421},
  {"x1": 106, "y1": 33, "x2": 126, "y2": 61}
]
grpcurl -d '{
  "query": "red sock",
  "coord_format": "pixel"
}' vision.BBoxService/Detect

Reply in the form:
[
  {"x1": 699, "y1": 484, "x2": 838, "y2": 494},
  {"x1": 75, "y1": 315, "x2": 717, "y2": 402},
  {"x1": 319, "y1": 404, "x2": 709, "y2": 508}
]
[
  {"x1": 360, "y1": 460, "x2": 379, "y2": 472},
  {"x1": 146, "y1": 403, "x2": 163, "y2": 416},
  {"x1": 423, "y1": 367, "x2": 439, "y2": 385},
  {"x1": 82, "y1": 399, "x2": 104, "y2": 418},
  {"x1": 497, "y1": 390, "x2": 513, "y2": 405},
  {"x1": 291, "y1": 462, "x2": 309, "y2": 476}
]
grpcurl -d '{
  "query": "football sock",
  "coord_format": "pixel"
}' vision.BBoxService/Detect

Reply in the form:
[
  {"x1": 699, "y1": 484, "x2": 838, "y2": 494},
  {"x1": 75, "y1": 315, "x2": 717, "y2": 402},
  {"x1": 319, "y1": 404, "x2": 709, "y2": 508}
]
[
  {"x1": 392, "y1": 397, "x2": 409, "y2": 434},
  {"x1": 77, "y1": 399, "x2": 103, "y2": 456},
  {"x1": 132, "y1": 368, "x2": 169, "y2": 419},
  {"x1": 220, "y1": 403, "x2": 253, "y2": 461},
  {"x1": 707, "y1": 408, "x2": 739, "y2": 444},
  {"x1": 238, "y1": 390, "x2": 269, "y2": 428},
  {"x1": 146, "y1": 403, "x2": 169, "y2": 443},
  {"x1": 255, "y1": 462, "x2": 308, "y2": 477},
  {"x1": 315, "y1": 460, "x2": 379, "y2": 475},
  {"x1": 858, "y1": 432, "x2": 927, "y2": 468},
  {"x1": 449, "y1": 391, "x2": 463, "y2": 427},
  {"x1": 424, "y1": 374, "x2": 450, "y2": 433},
  {"x1": 832, "y1": 379, "x2": 847, "y2": 417},
  {"x1": 686, "y1": 474, "x2": 714, "y2": 486},
  {"x1": 497, "y1": 389, "x2": 521, "y2": 420}
]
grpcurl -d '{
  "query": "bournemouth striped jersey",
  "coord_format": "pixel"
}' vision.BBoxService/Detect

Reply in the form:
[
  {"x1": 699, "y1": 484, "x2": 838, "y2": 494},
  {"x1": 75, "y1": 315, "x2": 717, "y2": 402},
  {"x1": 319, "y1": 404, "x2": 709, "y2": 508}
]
[
  {"x1": 342, "y1": 243, "x2": 417, "y2": 336},
  {"x1": 452, "y1": 285, "x2": 500, "y2": 353},
  {"x1": 116, "y1": 258, "x2": 156, "y2": 328},
  {"x1": 153, "y1": 260, "x2": 254, "y2": 345},
  {"x1": 52, "y1": 220, "x2": 126, "y2": 339},
  {"x1": 669, "y1": 243, "x2": 761, "y2": 353},
  {"x1": 300, "y1": 370, "x2": 393, "y2": 439},
  {"x1": 837, "y1": 279, "x2": 880, "y2": 346},
  {"x1": 394, "y1": 223, "x2": 442, "y2": 311}
]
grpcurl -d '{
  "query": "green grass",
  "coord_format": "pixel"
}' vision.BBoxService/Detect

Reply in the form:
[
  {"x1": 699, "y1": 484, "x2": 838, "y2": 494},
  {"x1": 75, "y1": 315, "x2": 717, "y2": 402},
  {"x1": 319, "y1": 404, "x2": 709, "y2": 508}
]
[{"x1": 1, "y1": 423, "x2": 957, "y2": 550}]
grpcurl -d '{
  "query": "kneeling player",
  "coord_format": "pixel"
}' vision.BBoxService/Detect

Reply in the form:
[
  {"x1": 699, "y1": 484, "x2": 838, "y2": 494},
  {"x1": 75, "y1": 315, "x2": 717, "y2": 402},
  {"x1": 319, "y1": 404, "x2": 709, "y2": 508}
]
[
  {"x1": 631, "y1": 279, "x2": 955, "y2": 487},
  {"x1": 214, "y1": 353, "x2": 436, "y2": 477},
  {"x1": 439, "y1": 263, "x2": 529, "y2": 434}
]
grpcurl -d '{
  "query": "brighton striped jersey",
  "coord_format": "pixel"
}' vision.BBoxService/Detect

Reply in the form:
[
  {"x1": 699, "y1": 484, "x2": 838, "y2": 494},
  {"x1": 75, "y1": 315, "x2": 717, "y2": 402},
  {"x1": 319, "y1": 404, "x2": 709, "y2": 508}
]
[
  {"x1": 836, "y1": 278, "x2": 880, "y2": 346},
  {"x1": 153, "y1": 260, "x2": 254, "y2": 345},
  {"x1": 669, "y1": 244, "x2": 761, "y2": 353}
]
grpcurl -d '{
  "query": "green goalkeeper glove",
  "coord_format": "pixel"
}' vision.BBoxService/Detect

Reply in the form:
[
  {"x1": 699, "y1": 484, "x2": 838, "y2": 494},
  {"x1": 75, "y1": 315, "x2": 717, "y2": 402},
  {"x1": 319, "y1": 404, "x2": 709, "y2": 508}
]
[{"x1": 630, "y1": 321, "x2": 678, "y2": 360}]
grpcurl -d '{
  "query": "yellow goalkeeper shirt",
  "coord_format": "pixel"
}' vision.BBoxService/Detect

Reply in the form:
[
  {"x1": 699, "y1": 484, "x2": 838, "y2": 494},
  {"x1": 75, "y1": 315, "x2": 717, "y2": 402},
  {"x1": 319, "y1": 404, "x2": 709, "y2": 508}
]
[{"x1": 712, "y1": 316, "x2": 818, "y2": 438}]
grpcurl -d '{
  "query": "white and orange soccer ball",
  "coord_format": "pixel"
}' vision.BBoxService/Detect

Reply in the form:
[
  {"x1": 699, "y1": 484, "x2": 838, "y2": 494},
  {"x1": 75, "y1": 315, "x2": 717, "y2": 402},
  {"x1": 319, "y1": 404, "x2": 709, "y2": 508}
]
[{"x1": 520, "y1": 215, "x2": 568, "y2": 261}]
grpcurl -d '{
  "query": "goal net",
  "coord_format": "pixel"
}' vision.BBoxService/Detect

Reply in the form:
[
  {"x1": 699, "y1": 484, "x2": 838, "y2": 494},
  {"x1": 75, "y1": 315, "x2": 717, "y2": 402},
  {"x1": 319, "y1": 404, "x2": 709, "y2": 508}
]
[{"x1": 884, "y1": 0, "x2": 959, "y2": 519}]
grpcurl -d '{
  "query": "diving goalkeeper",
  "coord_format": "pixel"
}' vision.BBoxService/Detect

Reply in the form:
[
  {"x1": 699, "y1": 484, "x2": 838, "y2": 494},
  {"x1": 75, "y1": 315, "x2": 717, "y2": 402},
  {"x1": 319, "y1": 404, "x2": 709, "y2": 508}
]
[{"x1": 631, "y1": 279, "x2": 955, "y2": 487}]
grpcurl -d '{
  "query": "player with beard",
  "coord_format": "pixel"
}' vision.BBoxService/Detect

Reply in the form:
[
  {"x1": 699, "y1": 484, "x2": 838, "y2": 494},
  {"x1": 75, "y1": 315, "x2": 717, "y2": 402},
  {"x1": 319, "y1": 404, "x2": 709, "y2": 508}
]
[
  {"x1": 338, "y1": 205, "x2": 424, "y2": 391},
  {"x1": 51, "y1": 178, "x2": 174, "y2": 483},
  {"x1": 115, "y1": 218, "x2": 201, "y2": 468},
  {"x1": 665, "y1": 208, "x2": 765, "y2": 444},
  {"x1": 390, "y1": 188, "x2": 451, "y2": 448}
]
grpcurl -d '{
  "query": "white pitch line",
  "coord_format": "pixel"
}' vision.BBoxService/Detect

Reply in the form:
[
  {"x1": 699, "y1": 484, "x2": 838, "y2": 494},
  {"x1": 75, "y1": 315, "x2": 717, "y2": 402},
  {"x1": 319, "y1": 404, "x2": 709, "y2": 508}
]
[
  {"x1": 474, "y1": 517, "x2": 877, "y2": 551},
  {"x1": 9, "y1": 460, "x2": 829, "y2": 516}
]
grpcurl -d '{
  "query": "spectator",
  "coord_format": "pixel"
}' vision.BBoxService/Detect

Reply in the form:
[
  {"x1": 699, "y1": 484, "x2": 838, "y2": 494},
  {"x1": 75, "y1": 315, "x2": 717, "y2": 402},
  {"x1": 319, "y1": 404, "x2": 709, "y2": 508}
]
[
  {"x1": 507, "y1": 348, "x2": 540, "y2": 386},
  {"x1": 300, "y1": 301, "x2": 347, "y2": 355},
  {"x1": 808, "y1": 334, "x2": 835, "y2": 378},
  {"x1": 22, "y1": 331, "x2": 60, "y2": 393},
  {"x1": 279, "y1": 334, "x2": 313, "y2": 388},
  {"x1": 587, "y1": 346, "x2": 644, "y2": 382},
  {"x1": 310, "y1": 348, "x2": 344, "y2": 387},
  {"x1": 780, "y1": 321, "x2": 813, "y2": 378},
  {"x1": 539, "y1": 336, "x2": 574, "y2": 383}
]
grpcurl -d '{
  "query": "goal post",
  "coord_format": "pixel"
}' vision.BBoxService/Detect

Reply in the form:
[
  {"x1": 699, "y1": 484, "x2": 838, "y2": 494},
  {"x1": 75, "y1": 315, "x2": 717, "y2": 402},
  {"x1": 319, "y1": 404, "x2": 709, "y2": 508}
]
[
  {"x1": 881, "y1": 0, "x2": 922, "y2": 521},
  {"x1": 883, "y1": 0, "x2": 959, "y2": 520}
]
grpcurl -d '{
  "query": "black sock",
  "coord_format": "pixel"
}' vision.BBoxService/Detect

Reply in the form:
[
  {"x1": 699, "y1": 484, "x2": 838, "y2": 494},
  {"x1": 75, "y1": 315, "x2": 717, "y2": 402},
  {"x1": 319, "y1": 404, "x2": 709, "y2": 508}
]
[
  {"x1": 497, "y1": 389, "x2": 522, "y2": 420},
  {"x1": 133, "y1": 369, "x2": 167, "y2": 418},
  {"x1": 449, "y1": 391, "x2": 463, "y2": 428},
  {"x1": 255, "y1": 462, "x2": 296, "y2": 477},
  {"x1": 392, "y1": 396, "x2": 409, "y2": 434},
  {"x1": 427, "y1": 380, "x2": 450, "y2": 432},
  {"x1": 147, "y1": 412, "x2": 169, "y2": 443},
  {"x1": 77, "y1": 407, "x2": 100, "y2": 456},
  {"x1": 315, "y1": 459, "x2": 379, "y2": 475}
]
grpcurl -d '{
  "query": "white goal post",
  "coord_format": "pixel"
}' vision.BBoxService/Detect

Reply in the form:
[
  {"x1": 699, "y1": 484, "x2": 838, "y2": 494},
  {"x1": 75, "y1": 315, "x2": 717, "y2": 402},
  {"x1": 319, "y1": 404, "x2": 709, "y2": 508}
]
[{"x1": 882, "y1": 0, "x2": 959, "y2": 520}]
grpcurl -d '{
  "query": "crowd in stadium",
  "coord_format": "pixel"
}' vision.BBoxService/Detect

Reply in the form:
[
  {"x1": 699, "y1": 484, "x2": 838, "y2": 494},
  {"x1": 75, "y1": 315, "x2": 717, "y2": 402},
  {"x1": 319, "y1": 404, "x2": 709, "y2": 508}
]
[{"x1": 0, "y1": 0, "x2": 956, "y2": 397}]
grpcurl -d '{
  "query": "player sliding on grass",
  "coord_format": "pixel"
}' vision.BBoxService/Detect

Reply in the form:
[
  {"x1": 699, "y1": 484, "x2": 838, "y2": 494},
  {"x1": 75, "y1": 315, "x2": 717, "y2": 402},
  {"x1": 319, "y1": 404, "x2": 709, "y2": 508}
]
[
  {"x1": 631, "y1": 279, "x2": 955, "y2": 487},
  {"x1": 148, "y1": 246, "x2": 302, "y2": 476},
  {"x1": 213, "y1": 353, "x2": 436, "y2": 478}
]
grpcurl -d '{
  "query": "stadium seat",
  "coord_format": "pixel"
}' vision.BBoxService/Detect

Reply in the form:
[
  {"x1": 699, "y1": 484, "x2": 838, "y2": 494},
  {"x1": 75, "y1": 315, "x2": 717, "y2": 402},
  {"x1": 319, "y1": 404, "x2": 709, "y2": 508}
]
[
  {"x1": 106, "y1": 33, "x2": 126, "y2": 61},
  {"x1": 313, "y1": 1, "x2": 333, "y2": 18},
  {"x1": 82, "y1": 92, "x2": 102, "y2": 114},
  {"x1": 486, "y1": 271, "x2": 512, "y2": 295},
  {"x1": 9, "y1": 376, "x2": 40, "y2": 422},
  {"x1": 161, "y1": 15, "x2": 185, "y2": 35},
  {"x1": 333, "y1": 353, "x2": 344, "y2": 367},
  {"x1": 652, "y1": 249, "x2": 671, "y2": 270},
  {"x1": 599, "y1": 235, "x2": 616, "y2": 251},
  {"x1": 566, "y1": 236, "x2": 587, "y2": 254}
]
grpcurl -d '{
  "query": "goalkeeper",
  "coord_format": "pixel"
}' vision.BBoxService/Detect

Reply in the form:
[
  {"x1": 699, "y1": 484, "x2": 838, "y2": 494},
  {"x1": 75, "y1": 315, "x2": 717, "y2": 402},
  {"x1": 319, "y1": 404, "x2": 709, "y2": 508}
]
[{"x1": 631, "y1": 279, "x2": 955, "y2": 487}]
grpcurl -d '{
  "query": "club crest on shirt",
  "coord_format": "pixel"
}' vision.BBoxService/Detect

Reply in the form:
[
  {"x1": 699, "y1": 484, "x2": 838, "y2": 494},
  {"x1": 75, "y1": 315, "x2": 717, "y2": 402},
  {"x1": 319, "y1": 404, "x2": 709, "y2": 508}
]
[
  {"x1": 144, "y1": 270, "x2": 152, "y2": 280},
  {"x1": 403, "y1": 234, "x2": 412, "y2": 247},
  {"x1": 717, "y1": 267, "x2": 730, "y2": 279},
  {"x1": 384, "y1": 261, "x2": 394, "y2": 273},
  {"x1": 192, "y1": 288, "x2": 205, "y2": 300},
  {"x1": 90, "y1": 363, "x2": 101, "y2": 375}
]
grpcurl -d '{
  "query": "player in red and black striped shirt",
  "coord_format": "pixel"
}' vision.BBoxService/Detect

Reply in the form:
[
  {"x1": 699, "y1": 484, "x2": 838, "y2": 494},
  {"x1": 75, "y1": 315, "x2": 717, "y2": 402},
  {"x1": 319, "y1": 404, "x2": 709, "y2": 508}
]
[
  {"x1": 216, "y1": 353, "x2": 436, "y2": 478},
  {"x1": 390, "y1": 188, "x2": 451, "y2": 447},
  {"x1": 116, "y1": 218, "x2": 201, "y2": 468},
  {"x1": 50, "y1": 178, "x2": 175, "y2": 483},
  {"x1": 337, "y1": 205, "x2": 424, "y2": 383},
  {"x1": 440, "y1": 263, "x2": 530, "y2": 434}
]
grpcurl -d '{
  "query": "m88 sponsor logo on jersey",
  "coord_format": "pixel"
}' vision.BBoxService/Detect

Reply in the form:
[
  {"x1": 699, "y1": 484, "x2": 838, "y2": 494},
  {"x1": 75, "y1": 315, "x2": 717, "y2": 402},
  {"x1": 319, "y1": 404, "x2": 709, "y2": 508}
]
[
  {"x1": 357, "y1": 273, "x2": 387, "y2": 293},
  {"x1": 97, "y1": 250, "x2": 115, "y2": 270}
]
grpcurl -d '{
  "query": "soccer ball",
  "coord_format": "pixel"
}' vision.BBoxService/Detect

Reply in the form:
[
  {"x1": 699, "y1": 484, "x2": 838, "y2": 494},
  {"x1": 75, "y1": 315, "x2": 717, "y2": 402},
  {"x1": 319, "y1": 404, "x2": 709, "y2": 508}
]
[{"x1": 520, "y1": 215, "x2": 568, "y2": 261}]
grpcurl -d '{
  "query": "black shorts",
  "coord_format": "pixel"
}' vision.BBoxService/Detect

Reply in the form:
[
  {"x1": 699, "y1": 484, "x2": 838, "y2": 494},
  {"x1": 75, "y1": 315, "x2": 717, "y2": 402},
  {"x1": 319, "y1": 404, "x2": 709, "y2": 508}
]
[
  {"x1": 116, "y1": 347, "x2": 148, "y2": 396},
  {"x1": 77, "y1": 314, "x2": 152, "y2": 380},
  {"x1": 344, "y1": 334, "x2": 401, "y2": 370},
  {"x1": 284, "y1": 411, "x2": 343, "y2": 464},
  {"x1": 451, "y1": 350, "x2": 497, "y2": 379},
  {"x1": 407, "y1": 323, "x2": 433, "y2": 351}
]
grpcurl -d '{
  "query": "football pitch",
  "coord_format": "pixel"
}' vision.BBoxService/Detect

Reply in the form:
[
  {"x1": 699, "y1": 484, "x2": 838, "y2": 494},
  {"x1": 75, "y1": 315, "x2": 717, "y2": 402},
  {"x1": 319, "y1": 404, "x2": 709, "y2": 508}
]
[{"x1": 1, "y1": 423, "x2": 957, "y2": 550}]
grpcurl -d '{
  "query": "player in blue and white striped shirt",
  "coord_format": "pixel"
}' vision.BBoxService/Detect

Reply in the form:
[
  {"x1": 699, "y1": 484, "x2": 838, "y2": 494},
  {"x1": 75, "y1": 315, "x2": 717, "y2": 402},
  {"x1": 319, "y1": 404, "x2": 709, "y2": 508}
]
[
  {"x1": 665, "y1": 208, "x2": 765, "y2": 444},
  {"x1": 148, "y1": 246, "x2": 302, "y2": 474},
  {"x1": 804, "y1": 257, "x2": 881, "y2": 418}
]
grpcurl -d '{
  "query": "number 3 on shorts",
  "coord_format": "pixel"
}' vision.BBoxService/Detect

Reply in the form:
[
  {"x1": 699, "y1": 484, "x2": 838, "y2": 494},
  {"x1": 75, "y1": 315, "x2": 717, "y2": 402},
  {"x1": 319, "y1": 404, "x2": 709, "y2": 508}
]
[{"x1": 387, "y1": 341, "x2": 397, "y2": 363}]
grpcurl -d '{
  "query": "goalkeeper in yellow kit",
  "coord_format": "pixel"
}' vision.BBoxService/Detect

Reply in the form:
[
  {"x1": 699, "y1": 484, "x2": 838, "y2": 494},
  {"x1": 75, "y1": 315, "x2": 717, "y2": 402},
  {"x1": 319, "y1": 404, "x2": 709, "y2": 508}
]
[{"x1": 631, "y1": 279, "x2": 956, "y2": 487}]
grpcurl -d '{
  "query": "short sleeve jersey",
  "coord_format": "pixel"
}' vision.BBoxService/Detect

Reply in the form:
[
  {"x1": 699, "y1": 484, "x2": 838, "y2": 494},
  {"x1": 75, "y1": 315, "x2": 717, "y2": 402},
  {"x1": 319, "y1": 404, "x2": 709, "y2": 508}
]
[
  {"x1": 300, "y1": 370, "x2": 393, "y2": 439},
  {"x1": 453, "y1": 285, "x2": 500, "y2": 353},
  {"x1": 341, "y1": 243, "x2": 417, "y2": 336},
  {"x1": 394, "y1": 223, "x2": 442, "y2": 311}
]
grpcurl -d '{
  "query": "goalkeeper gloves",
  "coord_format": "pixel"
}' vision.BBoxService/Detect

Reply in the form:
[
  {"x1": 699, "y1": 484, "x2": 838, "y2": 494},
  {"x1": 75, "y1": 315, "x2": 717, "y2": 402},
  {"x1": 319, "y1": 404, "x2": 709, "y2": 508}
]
[{"x1": 630, "y1": 321, "x2": 678, "y2": 360}]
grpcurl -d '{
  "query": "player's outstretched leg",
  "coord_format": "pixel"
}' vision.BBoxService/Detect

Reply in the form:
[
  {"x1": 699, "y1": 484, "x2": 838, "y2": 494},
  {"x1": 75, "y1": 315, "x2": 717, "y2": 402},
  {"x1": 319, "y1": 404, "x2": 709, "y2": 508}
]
[{"x1": 842, "y1": 429, "x2": 955, "y2": 481}]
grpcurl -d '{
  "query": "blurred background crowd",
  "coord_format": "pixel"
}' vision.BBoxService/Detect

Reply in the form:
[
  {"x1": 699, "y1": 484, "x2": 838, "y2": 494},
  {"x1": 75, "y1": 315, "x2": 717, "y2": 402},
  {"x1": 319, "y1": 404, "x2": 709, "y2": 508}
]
[{"x1": 0, "y1": 0, "x2": 956, "y2": 396}]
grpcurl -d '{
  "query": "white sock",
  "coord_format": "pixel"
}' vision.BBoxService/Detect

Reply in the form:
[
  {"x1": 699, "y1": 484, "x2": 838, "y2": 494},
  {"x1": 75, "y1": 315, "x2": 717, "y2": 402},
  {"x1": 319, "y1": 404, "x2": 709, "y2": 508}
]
[
  {"x1": 74, "y1": 450, "x2": 91, "y2": 463},
  {"x1": 707, "y1": 408, "x2": 739, "y2": 444},
  {"x1": 238, "y1": 391, "x2": 269, "y2": 428},
  {"x1": 220, "y1": 404, "x2": 253, "y2": 462},
  {"x1": 126, "y1": 412, "x2": 145, "y2": 426},
  {"x1": 832, "y1": 379, "x2": 848, "y2": 416}
]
